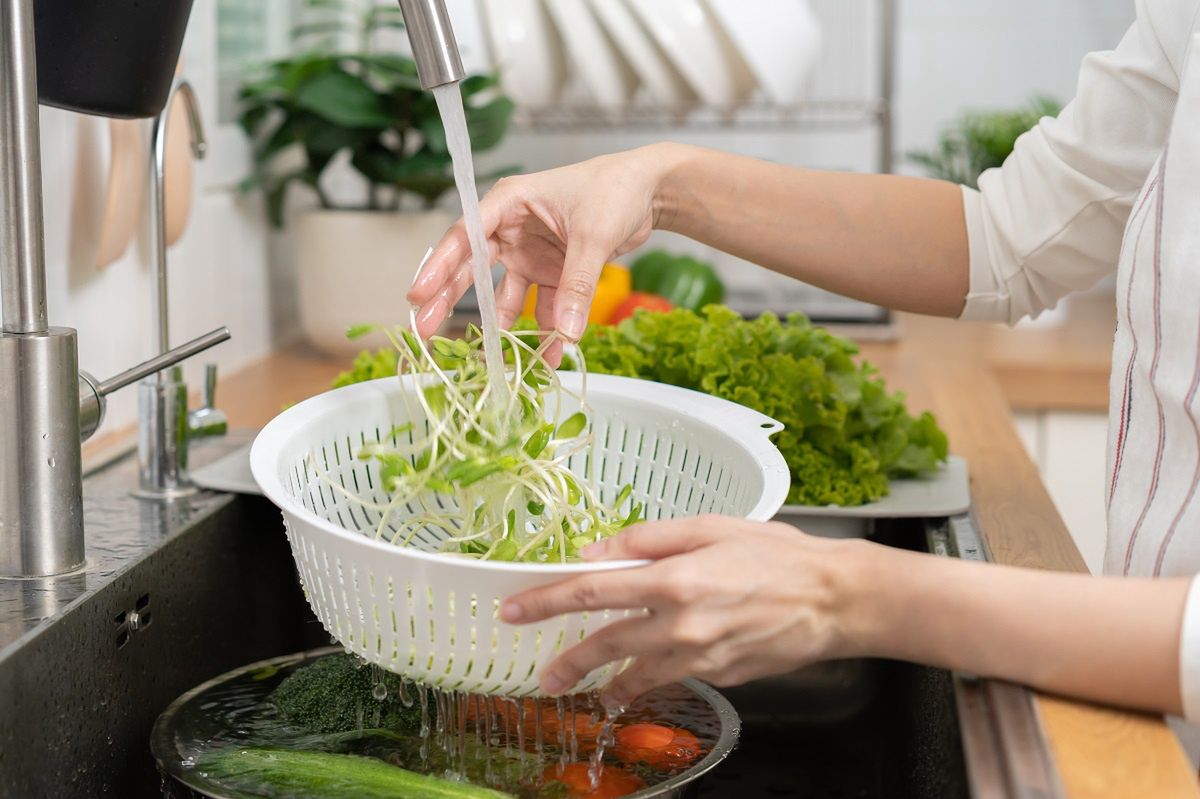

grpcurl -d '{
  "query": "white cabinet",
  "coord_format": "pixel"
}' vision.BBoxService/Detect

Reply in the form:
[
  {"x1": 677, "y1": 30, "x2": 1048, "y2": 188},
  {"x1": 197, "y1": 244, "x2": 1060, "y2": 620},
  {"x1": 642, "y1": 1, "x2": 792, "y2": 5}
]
[{"x1": 1013, "y1": 412, "x2": 1109, "y2": 574}]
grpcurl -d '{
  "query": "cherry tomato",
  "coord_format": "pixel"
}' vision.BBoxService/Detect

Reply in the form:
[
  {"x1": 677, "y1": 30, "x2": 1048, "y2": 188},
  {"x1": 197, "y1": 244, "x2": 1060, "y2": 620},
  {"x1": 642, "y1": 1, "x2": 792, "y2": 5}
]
[
  {"x1": 543, "y1": 762, "x2": 645, "y2": 799},
  {"x1": 613, "y1": 723, "x2": 704, "y2": 769},
  {"x1": 465, "y1": 697, "x2": 604, "y2": 751},
  {"x1": 608, "y1": 292, "x2": 673, "y2": 324}
]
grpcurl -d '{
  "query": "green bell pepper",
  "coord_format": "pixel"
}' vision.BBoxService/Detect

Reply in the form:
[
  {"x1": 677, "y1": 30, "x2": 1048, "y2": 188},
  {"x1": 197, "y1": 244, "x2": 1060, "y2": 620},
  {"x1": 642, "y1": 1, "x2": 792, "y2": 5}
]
[{"x1": 630, "y1": 250, "x2": 725, "y2": 312}]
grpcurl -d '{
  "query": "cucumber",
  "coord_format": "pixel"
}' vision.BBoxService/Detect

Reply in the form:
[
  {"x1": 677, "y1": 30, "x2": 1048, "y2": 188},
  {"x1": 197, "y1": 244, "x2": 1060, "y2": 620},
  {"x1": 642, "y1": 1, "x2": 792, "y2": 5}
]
[{"x1": 198, "y1": 748, "x2": 513, "y2": 799}]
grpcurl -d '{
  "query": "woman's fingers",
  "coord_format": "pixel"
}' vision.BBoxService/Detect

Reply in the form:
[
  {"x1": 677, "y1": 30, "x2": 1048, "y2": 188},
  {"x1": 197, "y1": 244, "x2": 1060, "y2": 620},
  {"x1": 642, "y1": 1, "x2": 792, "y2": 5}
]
[
  {"x1": 582, "y1": 516, "x2": 729, "y2": 562},
  {"x1": 600, "y1": 653, "x2": 695, "y2": 709},
  {"x1": 408, "y1": 220, "x2": 468, "y2": 305},
  {"x1": 554, "y1": 232, "x2": 613, "y2": 340},
  {"x1": 533, "y1": 285, "x2": 564, "y2": 367},
  {"x1": 407, "y1": 177, "x2": 516, "y2": 311},
  {"x1": 411, "y1": 238, "x2": 501, "y2": 337},
  {"x1": 495, "y1": 270, "x2": 530, "y2": 329},
  {"x1": 539, "y1": 616, "x2": 664, "y2": 696},
  {"x1": 501, "y1": 564, "x2": 669, "y2": 624}
]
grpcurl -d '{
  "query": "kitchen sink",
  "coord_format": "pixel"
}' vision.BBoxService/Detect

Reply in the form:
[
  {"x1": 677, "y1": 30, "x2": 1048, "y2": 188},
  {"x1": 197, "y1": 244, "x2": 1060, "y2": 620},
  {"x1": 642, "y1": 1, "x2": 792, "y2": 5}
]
[{"x1": 0, "y1": 442, "x2": 1050, "y2": 798}]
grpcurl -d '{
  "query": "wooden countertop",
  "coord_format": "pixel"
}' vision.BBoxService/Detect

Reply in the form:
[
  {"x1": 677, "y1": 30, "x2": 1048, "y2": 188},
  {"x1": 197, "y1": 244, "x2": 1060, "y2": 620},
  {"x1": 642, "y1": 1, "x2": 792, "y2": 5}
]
[
  {"x1": 119, "y1": 293, "x2": 1191, "y2": 796},
  {"x1": 895, "y1": 291, "x2": 1116, "y2": 414}
]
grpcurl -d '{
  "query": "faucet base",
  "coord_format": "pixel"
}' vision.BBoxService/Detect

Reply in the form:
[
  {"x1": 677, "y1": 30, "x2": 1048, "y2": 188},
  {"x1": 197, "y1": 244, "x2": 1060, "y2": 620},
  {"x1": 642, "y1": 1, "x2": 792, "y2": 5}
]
[
  {"x1": 0, "y1": 327, "x2": 86, "y2": 577},
  {"x1": 136, "y1": 372, "x2": 195, "y2": 499},
  {"x1": 130, "y1": 485, "x2": 200, "y2": 501}
]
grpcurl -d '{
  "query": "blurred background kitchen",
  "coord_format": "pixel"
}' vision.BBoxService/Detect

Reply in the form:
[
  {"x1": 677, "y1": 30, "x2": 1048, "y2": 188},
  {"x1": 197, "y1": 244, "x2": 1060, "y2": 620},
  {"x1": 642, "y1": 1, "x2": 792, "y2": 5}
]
[{"x1": 45, "y1": 0, "x2": 1131, "y2": 569}]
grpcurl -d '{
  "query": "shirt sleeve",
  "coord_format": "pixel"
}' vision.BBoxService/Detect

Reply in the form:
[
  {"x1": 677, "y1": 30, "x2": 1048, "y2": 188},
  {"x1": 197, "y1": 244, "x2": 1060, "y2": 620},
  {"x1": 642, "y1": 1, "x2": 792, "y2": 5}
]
[{"x1": 960, "y1": 0, "x2": 1196, "y2": 325}]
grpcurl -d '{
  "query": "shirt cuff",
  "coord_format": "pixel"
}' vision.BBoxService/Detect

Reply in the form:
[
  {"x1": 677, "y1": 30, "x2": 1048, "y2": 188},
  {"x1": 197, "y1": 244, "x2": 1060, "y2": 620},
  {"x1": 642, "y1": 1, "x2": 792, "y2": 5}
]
[
  {"x1": 958, "y1": 185, "x2": 1014, "y2": 324},
  {"x1": 1179, "y1": 576, "x2": 1200, "y2": 723}
]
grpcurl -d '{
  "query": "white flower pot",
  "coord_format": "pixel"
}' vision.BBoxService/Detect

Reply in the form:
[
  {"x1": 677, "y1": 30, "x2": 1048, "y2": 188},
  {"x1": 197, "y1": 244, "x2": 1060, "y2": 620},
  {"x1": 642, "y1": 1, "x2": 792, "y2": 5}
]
[{"x1": 295, "y1": 209, "x2": 457, "y2": 356}]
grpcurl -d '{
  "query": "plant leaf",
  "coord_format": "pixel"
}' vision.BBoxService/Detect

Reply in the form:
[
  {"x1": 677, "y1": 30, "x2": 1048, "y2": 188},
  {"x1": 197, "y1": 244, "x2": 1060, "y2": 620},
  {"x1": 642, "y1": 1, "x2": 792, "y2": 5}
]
[{"x1": 295, "y1": 68, "x2": 392, "y2": 128}]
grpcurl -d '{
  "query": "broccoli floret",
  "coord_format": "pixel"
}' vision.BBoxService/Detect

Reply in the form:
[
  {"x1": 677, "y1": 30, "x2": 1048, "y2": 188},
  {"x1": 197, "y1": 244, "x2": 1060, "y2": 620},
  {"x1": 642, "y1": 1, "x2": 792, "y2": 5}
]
[{"x1": 270, "y1": 654, "x2": 425, "y2": 735}]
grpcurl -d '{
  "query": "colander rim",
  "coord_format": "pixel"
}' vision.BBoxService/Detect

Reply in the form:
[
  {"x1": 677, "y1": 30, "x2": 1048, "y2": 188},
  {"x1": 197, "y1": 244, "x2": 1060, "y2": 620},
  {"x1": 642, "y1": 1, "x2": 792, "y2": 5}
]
[{"x1": 249, "y1": 372, "x2": 790, "y2": 575}]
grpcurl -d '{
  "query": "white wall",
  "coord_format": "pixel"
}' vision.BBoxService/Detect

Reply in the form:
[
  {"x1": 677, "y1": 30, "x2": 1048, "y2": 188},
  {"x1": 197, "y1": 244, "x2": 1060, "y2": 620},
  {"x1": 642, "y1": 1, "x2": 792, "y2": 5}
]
[{"x1": 897, "y1": 0, "x2": 1135, "y2": 157}]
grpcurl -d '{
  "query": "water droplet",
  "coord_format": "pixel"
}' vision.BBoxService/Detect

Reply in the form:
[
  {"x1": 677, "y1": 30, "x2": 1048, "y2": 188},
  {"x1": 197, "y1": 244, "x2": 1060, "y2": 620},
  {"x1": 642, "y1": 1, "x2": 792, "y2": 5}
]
[
  {"x1": 371, "y1": 682, "x2": 387, "y2": 701},
  {"x1": 47, "y1": 457, "x2": 55, "y2": 468}
]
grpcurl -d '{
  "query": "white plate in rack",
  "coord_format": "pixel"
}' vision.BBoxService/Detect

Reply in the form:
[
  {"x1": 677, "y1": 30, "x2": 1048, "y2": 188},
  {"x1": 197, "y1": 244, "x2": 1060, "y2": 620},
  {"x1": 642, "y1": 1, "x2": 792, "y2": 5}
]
[
  {"x1": 625, "y1": 0, "x2": 756, "y2": 110},
  {"x1": 588, "y1": 0, "x2": 697, "y2": 108},
  {"x1": 480, "y1": 0, "x2": 567, "y2": 110},
  {"x1": 707, "y1": 0, "x2": 823, "y2": 106},
  {"x1": 542, "y1": 0, "x2": 639, "y2": 109}
]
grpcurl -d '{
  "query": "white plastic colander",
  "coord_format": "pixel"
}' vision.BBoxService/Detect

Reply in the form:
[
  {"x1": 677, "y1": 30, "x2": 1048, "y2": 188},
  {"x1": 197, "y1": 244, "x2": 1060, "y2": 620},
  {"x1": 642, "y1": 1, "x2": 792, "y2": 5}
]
[{"x1": 250, "y1": 373, "x2": 789, "y2": 697}]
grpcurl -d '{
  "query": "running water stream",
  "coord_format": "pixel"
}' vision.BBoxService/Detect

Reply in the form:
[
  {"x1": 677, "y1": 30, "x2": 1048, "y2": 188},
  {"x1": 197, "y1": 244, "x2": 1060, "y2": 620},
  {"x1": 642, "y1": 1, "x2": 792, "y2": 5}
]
[
  {"x1": 430, "y1": 81, "x2": 616, "y2": 793},
  {"x1": 432, "y1": 83, "x2": 509, "y2": 403}
]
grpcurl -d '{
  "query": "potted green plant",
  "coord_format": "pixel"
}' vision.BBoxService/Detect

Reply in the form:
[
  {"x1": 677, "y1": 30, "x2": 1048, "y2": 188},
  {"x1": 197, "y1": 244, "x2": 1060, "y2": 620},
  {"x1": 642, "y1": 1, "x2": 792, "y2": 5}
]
[
  {"x1": 238, "y1": 0, "x2": 516, "y2": 355},
  {"x1": 908, "y1": 96, "x2": 1061, "y2": 189}
]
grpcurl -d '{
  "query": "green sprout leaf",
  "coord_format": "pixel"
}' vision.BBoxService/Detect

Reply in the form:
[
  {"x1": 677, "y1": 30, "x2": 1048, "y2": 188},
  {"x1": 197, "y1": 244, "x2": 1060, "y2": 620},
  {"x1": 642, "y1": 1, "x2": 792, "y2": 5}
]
[{"x1": 556, "y1": 412, "x2": 587, "y2": 440}]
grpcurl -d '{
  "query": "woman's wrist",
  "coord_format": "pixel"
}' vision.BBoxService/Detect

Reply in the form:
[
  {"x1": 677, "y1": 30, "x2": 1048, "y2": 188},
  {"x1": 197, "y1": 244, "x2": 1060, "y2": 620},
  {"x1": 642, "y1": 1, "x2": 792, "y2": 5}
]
[
  {"x1": 823, "y1": 538, "x2": 942, "y2": 663},
  {"x1": 643, "y1": 142, "x2": 702, "y2": 233}
]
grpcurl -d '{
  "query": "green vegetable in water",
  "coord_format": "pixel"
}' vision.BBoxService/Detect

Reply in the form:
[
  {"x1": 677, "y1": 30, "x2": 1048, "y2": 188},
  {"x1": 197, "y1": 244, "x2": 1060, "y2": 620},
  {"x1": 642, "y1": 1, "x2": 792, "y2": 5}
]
[
  {"x1": 325, "y1": 314, "x2": 640, "y2": 563},
  {"x1": 578, "y1": 306, "x2": 949, "y2": 506},
  {"x1": 198, "y1": 748, "x2": 513, "y2": 799},
  {"x1": 270, "y1": 654, "x2": 424, "y2": 735}
]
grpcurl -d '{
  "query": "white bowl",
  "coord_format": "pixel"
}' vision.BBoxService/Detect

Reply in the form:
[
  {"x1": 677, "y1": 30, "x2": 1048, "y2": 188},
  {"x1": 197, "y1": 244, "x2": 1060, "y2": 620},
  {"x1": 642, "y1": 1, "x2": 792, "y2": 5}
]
[
  {"x1": 587, "y1": 0, "x2": 697, "y2": 108},
  {"x1": 625, "y1": 0, "x2": 757, "y2": 110},
  {"x1": 481, "y1": 0, "x2": 567, "y2": 109},
  {"x1": 706, "y1": 0, "x2": 822, "y2": 106},
  {"x1": 542, "y1": 0, "x2": 639, "y2": 109}
]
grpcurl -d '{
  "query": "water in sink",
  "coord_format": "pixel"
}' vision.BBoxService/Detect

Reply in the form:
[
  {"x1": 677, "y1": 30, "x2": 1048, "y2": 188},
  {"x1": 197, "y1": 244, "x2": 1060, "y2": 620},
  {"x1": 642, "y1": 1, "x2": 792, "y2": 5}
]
[{"x1": 154, "y1": 649, "x2": 727, "y2": 798}]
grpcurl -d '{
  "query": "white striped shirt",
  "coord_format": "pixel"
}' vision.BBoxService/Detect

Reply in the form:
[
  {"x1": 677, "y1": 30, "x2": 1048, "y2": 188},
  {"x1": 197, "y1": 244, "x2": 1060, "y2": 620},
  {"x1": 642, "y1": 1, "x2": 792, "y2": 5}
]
[{"x1": 960, "y1": 0, "x2": 1200, "y2": 723}]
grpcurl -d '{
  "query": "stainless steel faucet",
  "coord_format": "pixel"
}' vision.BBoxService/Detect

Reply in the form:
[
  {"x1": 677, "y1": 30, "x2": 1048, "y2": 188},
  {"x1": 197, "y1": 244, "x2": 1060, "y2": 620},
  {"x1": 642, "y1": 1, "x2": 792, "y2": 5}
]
[
  {"x1": 0, "y1": 0, "x2": 228, "y2": 577},
  {"x1": 135, "y1": 79, "x2": 228, "y2": 499},
  {"x1": 396, "y1": 0, "x2": 467, "y2": 89}
]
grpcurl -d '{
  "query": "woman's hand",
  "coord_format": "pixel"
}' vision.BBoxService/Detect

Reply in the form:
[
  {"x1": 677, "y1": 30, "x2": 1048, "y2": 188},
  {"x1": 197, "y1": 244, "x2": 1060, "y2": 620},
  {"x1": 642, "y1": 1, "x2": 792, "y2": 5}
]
[
  {"x1": 407, "y1": 144, "x2": 684, "y2": 352},
  {"x1": 500, "y1": 516, "x2": 865, "y2": 707}
]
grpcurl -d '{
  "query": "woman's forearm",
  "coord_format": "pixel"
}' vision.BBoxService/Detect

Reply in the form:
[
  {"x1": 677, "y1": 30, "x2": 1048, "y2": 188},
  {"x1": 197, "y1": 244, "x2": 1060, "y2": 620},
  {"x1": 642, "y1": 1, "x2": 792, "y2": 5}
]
[
  {"x1": 651, "y1": 144, "x2": 971, "y2": 317},
  {"x1": 841, "y1": 541, "x2": 1189, "y2": 715}
]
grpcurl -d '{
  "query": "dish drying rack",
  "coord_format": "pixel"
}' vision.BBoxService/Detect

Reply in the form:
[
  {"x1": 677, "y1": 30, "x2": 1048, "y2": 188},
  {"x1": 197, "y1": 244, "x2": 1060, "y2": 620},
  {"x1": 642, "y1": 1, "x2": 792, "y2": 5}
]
[
  {"x1": 515, "y1": 0, "x2": 896, "y2": 175},
  {"x1": 494, "y1": 0, "x2": 899, "y2": 336}
]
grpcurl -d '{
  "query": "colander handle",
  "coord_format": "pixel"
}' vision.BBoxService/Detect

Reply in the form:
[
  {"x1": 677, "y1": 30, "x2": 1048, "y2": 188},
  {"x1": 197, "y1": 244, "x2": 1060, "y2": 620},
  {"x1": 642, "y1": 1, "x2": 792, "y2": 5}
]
[{"x1": 754, "y1": 417, "x2": 784, "y2": 436}]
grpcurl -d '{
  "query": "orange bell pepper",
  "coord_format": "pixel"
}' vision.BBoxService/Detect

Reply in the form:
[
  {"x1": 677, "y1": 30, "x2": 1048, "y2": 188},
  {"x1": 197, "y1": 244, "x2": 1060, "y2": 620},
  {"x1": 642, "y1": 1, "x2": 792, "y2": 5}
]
[{"x1": 521, "y1": 264, "x2": 632, "y2": 325}]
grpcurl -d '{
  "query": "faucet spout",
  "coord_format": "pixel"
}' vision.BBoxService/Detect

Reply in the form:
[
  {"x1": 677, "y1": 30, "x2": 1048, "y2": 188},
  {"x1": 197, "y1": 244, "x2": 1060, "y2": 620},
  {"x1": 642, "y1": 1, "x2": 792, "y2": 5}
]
[
  {"x1": 396, "y1": 0, "x2": 466, "y2": 90},
  {"x1": 149, "y1": 79, "x2": 206, "y2": 357}
]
